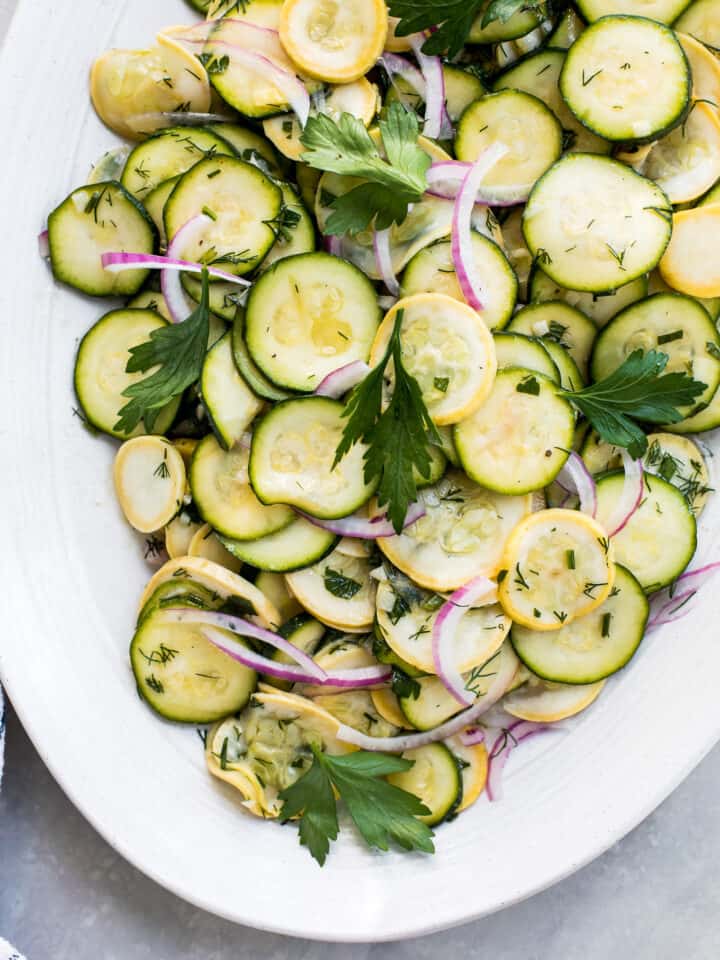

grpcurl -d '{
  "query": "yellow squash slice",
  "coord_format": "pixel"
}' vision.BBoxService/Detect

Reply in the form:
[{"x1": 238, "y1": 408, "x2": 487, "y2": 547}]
[
  {"x1": 114, "y1": 436, "x2": 186, "y2": 534},
  {"x1": 659, "y1": 204, "x2": 720, "y2": 297},
  {"x1": 503, "y1": 675, "x2": 605, "y2": 722}
]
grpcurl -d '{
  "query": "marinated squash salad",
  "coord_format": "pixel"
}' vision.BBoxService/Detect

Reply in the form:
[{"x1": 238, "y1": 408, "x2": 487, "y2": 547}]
[{"x1": 39, "y1": 0, "x2": 720, "y2": 864}]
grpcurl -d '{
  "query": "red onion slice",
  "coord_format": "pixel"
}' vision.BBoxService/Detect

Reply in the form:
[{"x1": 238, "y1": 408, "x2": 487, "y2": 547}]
[
  {"x1": 373, "y1": 228, "x2": 400, "y2": 296},
  {"x1": 486, "y1": 720, "x2": 556, "y2": 802},
  {"x1": 38, "y1": 229, "x2": 49, "y2": 259},
  {"x1": 101, "y1": 252, "x2": 251, "y2": 286},
  {"x1": 458, "y1": 726, "x2": 486, "y2": 746},
  {"x1": 315, "y1": 665, "x2": 391, "y2": 689},
  {"x1": 379, "y1": 52, "x2": 427, "y2": 99},
  {"x1": 163, "y1": 214, "x2": 214, "y2": 323},
  {"x1": 432, "y1": 577, "x2": 499, "y2": 706},
  {"x1": 296, "y1": 500, "x2": 425, "y2": 539},
  {"x1": 555, "y1": 451, "x2": 597, "y2": 517},
  {"x1": 314, "y1": 360, "x2": 370, "y2": 399},
  {"x1": 324, "y1": 235, "x2": 343, "y2": 257},
  {"x1": 646, "y1": 560, "x2": 720, "y2": 629},
  {"x1": 451, "y1": 143, "x2": 509, "y2": 311},
  {"x1": 647, "y1": 588, "x2": 697, "y2": 629},
  {"x1": 409, "y1": 34, "x2": 446, "y2": 140},
  {"x1": 426, "y1": 160, "x2": 526, "y2": 206},
  {"x1": 336, "y1": 643, "x2": 518, "y2": 752},
  {"x1": 606, "y1": 450, "x2": 644, "y2": 537}
]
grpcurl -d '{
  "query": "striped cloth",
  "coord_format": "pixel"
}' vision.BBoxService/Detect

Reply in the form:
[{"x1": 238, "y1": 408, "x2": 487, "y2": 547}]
[{"x1": 1, "y1": 689, "x2": 27, "y2": 960}]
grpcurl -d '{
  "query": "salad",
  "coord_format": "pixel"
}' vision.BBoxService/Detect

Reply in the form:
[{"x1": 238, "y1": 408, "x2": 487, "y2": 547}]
[{"x1": 39, "y1": 0, "x2": 720, "y2": 866}]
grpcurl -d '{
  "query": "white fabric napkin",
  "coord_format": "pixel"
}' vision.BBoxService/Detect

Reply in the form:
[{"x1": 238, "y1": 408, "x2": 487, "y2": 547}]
[{"x1": 1, "y1": 689, "x2": 28, "y2": 960}]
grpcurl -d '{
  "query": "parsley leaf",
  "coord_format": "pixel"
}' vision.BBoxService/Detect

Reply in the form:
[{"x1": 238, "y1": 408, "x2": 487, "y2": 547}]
[
  {"x1": 300, "y1": 103, "x2": 431, "y2": 235},
  {"x1": 114, "y1": 269, "x2": 211, "y2": 434},
  {"x1": 562, "y1": 350, "x2": 707, "y2": 459},
  {"x1": 334, "y1": 309, "x2": 440, "y2": 533},
  {"x1": 388, "y1": 0, "x2": 486, "y2": 57},
  {"x1": 323, "y1": 567, "x2": 362, "y2": 599},
  {"x1": 279, "y1": 747, "x2": 435, "y2": 866}
]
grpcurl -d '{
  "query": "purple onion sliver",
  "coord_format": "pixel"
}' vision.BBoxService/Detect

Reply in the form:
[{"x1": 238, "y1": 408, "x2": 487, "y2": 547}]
[
  {"x1": 163, "y1": 215, "x2": 214, "y2": 323},
  {"x1": 409, "y1": 34, "x2": 445, "y2": 140},
  {"x1": 373, "y1": 228, "x2": 400, "y2": 296},
  {"x1": 458, "y1": 726, "x2": 486, "y2": 747},
  {"x1": 378, "y1": 52, "x2": 426, "y2": 98},
  {"x1": 295, "y1": 500, "x2": 425, "y2": 539},
  {"x1": 555, "y1": 451, "x2": 597, "y2": 517},
  {"x1": 38, "y1": 229, "x2": 50, "y2": 259},
  {"x1": 486, "y1": 722, "x2": 555, "y2": 802},
  {"x1": 606, "y1": 451, "x2": 644, "y2": 537},
  {"x1": 101, "y1": 252, "x2": 251, "y2": 287},
  {"x1": 314, "y1": 360, "x2": 370, "y2": 399}
]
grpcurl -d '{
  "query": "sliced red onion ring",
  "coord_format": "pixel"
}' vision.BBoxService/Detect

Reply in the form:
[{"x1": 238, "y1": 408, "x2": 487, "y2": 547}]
[
  {"x1": 425, "y1": 161, "x2": 526, "y2": 207},
  {"x1": 313, "y1": 665, "x2": 391, "y2": 689},
  {"x1": 458, "y1": 726, "x2": 486, "y2": 747},
  {"x1": 336, "y1": 643, "x2": 518, "y2": 752},
  {"x1": 163, "y1": 214, "x2": 214, "y2": 324},
  {"x1": 647, "y1": 588, "x2": 697, "y2": 629},
  {"x1": 451, "y1": 143, "x2": 509, "y2": 311},
  {"x1": 379, "y1": 52, "x2": 426, "y2": 99},
  {"x1": 555, "y1": 451, "x2": 597, "y2": 517},
  {"x1": 373, "y1": 228, "x2": 400, "y2": 296},
  {"x1": 486, "y1": 720, "x2": 556, "y2": 802},
  {"x1": 101, "y1": 252, "x2": 251, "y2": 287},
  {"x1": 314, "y1": 360, "x2": 370, "y2": 399},
  {"x1": 432, "y1": 577, "x2": 499, "y2": 706},
  {"x1": 605, "y1": 450, "x2": 644, "y2": 537},
  {"x1": 646, "y1": 560, "x2": 720, "y2": 629},
  {"x1": 38, "y1": 229, "x2": 49, "y2": 259},
  {"x1": 296, "y1": 500, "x2": 425, "y2": 539},
  {"x1": 324, "y1": 235, "x2": 343, "y2": 257},
  {"x1": 409, "y1": 35, "x2": 446, "y2": 140}
]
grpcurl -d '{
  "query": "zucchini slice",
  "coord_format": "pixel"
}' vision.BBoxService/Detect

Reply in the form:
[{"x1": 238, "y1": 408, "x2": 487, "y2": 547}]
[
  {"x1": 502, "y1": 207, "x2": 534, "y2": 300},
  {"x1": 284, "y1": 546, "x2": 376, "y2": 631},
  {"x1": 498, "y1": 508, "x2": 615, "y2": 630},
  {"x1": 560, "y1": 16, "x2": 690, "y2": 143},
  {"x1": 74, "y1": 308, "x2": 180, "y2": 438},
  {"x1": 675, "y1": 0, "x2": 720, "y2": 51},
  {"x1": 454, "y1": 368, "x2": 576, "y2": 495},
  {"x1": 528, "y1": 268, "x2": 648, "y2": 328},
  {"x1": 249, "y1": 397, "x2": 377, "y2": 519},
  {"x1": 259, "y1": 183, "x2": 317, "y2": 271},
  {"x1": 523, "y1": 154, "x2": 672, "y2": 292},
  {"x1": 126, "y1": 290, "x2": 172, "y2": 322},
  {"x1": 114, "y1": 437, "x2": 186, "y2": 533},
  {"x1": 540, "y1": 339, "x2": 585, "y2": 391},
  {"x1": 190, "y1": 434, "x2": 294, "y2": 540},
  {"x1": 142, "y1": 176, "x2": 178, "y2": 248},
  {"x1": 492, "y1": 332, "x2": 561, "y2": 383},
  {"x1": 548, "y1": 9, "x2": 586, "y2": 48},
  {"x1": 665, "y1": 382, "x2": 720, "y2": 434},
  {"x1": 245, "y1": 252, "x2": 380, "y2": 392},
  {"x1": 503, "y1": 675, "x2": 606, "y2": 721},
  {"x1": 137, "y1": 577, "x2": 224, "y2": 626},
  {"x1": 231, "y1": 309, "x2": 293, "y2": 402},
  {"x1": 445, "y1": 737, "x2": 488, "y2": 812},
  {"x1": 456, "y1": 91, "x2": 563, "y2": 201},
  {"x1": 509, "y1": 301, "x2": 598, "y2": 377},
  {"x1": 130, "y1": 609, "x2": 257, "y2": 723},
  {"x1": 576, "y1": 0, "x2": 691, "y2": 22},
  {"x1": 121, "y1": 127, "x2": 234, "y2": 198},
  {"x1": 370, "y1": 295, "x2": 497, "y2": 426},
  {"x1": 511, "y1": 564, "x2": 647, "y2": 683},
  {"x1": 595, "y1": 472, "x2": 697, "y2": 591},
  {"x1": 164, "y1": 156, "x2": 282, "y2": 276},
  {"x1": 201, "y1": 333, "x2": 263, "y2": 450},
  {"x1": 208, "y1": 122, "x2": 285, "y2": 178},
  {"x1": 264, "y1": 613, "x2": 326, "y2": 691},
  {"x1": 387, "y1": 744, "x2": 462, "y2": 826},
  {"x1": 374, "y1": 471, "x2": 532, "y2": 592},
  {"x1": 312, "y1": 690, "x2": 400, "y2": 738},
  {"x1": 375, "y1": 578, "x2": 510, "y2": 675},
  {"x1": 468, "y1": 0, "x2": 543, "y2": 42},
  {"x1": 255, "y1": 571, "x2": 303, "y2": 622},
  {"x1": 400, "y1": 235, "x2": 518, "y2": 332},
  {"x1": 659, "y1": 205, "x2": 720, "y2": 298},
  {"x1": 590, "y1": 293, "x2": 720, "y2": 417},
  {"x1": 48, "y1": 181, "x2": 156, "y2": 297},
  {"x1": 371, "y1": 688, "x2": 408, "y2": 728},
  {"x1": 643, "y1": 103, "x2": 720, "y2": 204},
  {"x1": 650, "y1": 264, "x2": 720, "y2": 323},
  {"x1": 218, "y1": 515, "x2": 338, "y2": 573}
]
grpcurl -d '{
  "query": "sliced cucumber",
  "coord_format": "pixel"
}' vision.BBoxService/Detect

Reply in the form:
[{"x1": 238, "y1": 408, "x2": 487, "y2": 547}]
[
  {"x1": 492, "y1": 332, "x2": 561, "y2": 383},
  {"x1": 74, "y1": 309, "x2": 180, "y2": 438},
  {"x1": 250, "y1": 397, "x2": 377, "y2": 518},
  {"x1": 114, "y1": 437, "x2": 186, "y2": 533},
  {"x1": 200, "y1": 333, "x2": 263, "y2": 450},
  {"x1": 590, "y1": 293, "x2": 720, "y2": 417},
  {"x1": 164, "y1": 156, "x2": 282, "y2": 275},
  {"x1": 190, "y1": 433, "x2": 294, "y2": 540},
  {"x1": 121, "y1": 127, "x2": 233, "y2": 197},
  {"x1": 548, "y1": 9, "x2": 586, "y2": 48},
  {"x1": 648, "y1": 269, "x2": 720, "y2": 323},
  {"x1": 523, "y1": 154, "x2": 672, "y2": 292},
  {"x1": 540, "y1": 339, "x2": 585, "y2": 390},
  {"x1": 218, "y1": 515, "x2": 338, "y2": 572},
  {"x1": 284, "y1": 546, "x2": 376, "y2": 632},
  {"x1": 494, "y1": 48, "x2": 609, "y2": 155},
  {"x1": 48, "y1": 181, "x2": 156, "y2": 297},
  {"x1": 595, "y1": 471, "x2": 697, "y2": 591},
  {"x1": 400, "y1": 234, "x2": 517, "y2": 331},
  {"x1": 468, "y1": 1, "x2": 543, "y2": 42},
  {"x1": 137, "y1": 577, "x2": 223, "y2": 626},
  {"x1": 143, "y1": 176, "x2": 179, "y2": 248},
  {"x1": 183, "y1": 274, "x2": 247, "y2": 322},
  {"x1": 126, "y1": 290, "x2": 172, "y2": 322},
  {"x1": 232, "y1": 309, "x2": 292, "y2": 402},
  {"x1": 259, "y1": 183, "x2": 316, "y2": 271},
  {"x1": 455, "y1": 368, "x2": 575, "y2": 495},
  {"x1": 130, "y1": 609, "x2": 257, "y2": 723},
  {"x1": 560, "y1": 16, "x2": 690, "y2": 143},
  {"x1": 528, "y1": 268, "x2": 648, "y2": 327},
  {"x1": 245, "y1": 252, "x2": 380, "y2": 391},
  {"x1": 387, "y1": 744, "x2": 462, "y2": 826},
  {"x1": 508, "y1": 301, "x2": 597, "y2": 377},
  {"x1": 577, "y1": 0, "x2": 690, "y2": 21},
  {"x1": 296, "y1": 163, "x2": 322, "y2": 211},
  {"x1": 208, "y1": 122, "x2": 285, "y2": 178},
  {"x1": 385, "y1": 64, "x2": 485, "y2": 124},
  {"x1": 666, "y1": 383, "x2": 720, "y2": 434},
  {"x1": 264, "y1": 613, "x2": 326, "y2": 691},
  {"x1": 456, "y1": 91, "x2": 563, "y2": 201},
  {"x1": 670, "y1": 0, "x2": 719, "y2": 46}
]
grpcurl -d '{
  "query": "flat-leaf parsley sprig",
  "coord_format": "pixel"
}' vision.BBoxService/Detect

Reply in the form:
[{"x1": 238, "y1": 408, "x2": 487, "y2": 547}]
[
  {"x1": 279, "y1": 747, "x2": 435, "y2": 866},
  {"x1": 299, "y1": 102, "x2": 431, "y2": 236},
  {"x1": 333, "y1": 308, "x2": 441, "y2": 533}
]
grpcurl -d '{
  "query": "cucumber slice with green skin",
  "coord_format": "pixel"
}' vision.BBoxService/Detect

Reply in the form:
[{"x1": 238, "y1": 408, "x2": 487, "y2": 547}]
[
  {"x1": 675, "y1": 0, "x2": 720, "y2": 49},
  {"x1": 126, "y1": 290, "x2": 172, "y2": 322},
  {"x1": 455, "y1": 368, "x2": 575, "y2": 495},
  {"x1": 296, "y1": 163, "x2": 322, "y2": 211},
  {"x1": 387, "y1": 744, "x2": 462, "y2": 826},
  {"x1": 164, "y1": 156, "x2": 282, "y2": 277},
  {"x1": 492, "y1": 332, "x2": 561, "y2": 383},
  {"x1": 48, "y1": 181, "x2": 156, "y2": 297},
  {"x1": 264, "y1": 613, "x2": 326, "y2": 691},
  {"x1": 137, "y1": 578, "x2": 224, "y2": 626},
  {"x1": 74, "y1": 309, "x2": 180, "y2": 438},
  {"x1": 468, "y1": 1, "x2": 543, "y2": 42},
  {"x1": 313, "y1": 690, "x2": 401, "y2": 738},
  {"x1": 455, "y1": 91, "x2": 563, "y2": 201},
  {"x1": 539, "y1": 339, "x2": 585, "y2": 390},
  {"x1": 200, "y1": 333, "x2": 263, "y2": 450},
  {"x1": 648, "y1": 269, "x2": 720, "y2": 323},
  {"x1": 250, "y1": 397, "x2": 377, "y2": 518},
  {"x1": 665, "y1": 384, "x2": 720, "y2": 434},
  {"x1": 190, "y1": 433, "x2": 294, "y2": 540},
  {"x1": 508, "y1": 302, "x2": 598, "y2": 377},
  {"x1": 590, "y1": 293, "x2": 720, "y2": 417},
  {"x1": 595, "y1": 471, "x2": 697, "y2": 591},
  {"x1": 232, "y1": 309, "x2": 293, "y2": 402},
  {"x1": 415, "y1": 444, "x2": 447, "y2": 489},
  {"x1": 529, "y1": 267, "x2": 648, "y2": 328},
  {"x1": 400, "y1": 234, "x2": 518, "y2": 332},
  {"x1": 511, "y1": 564, "x2": 648, "y2": 683},
  {"x1": 121, "y1": 127, "x2": 234, "y2": 198},
  {"x1": 523, "y1": 154, "x2": 672, "y2": 293},
  {"x1": 502, "y1": 207, "x2": 534, "y2": 300},
  {"x1": 372, "y1": 628, "x2": 426, "y2": 679},
  {"x1": 130, "y1": 608, "x2": 257, "y2": 723},
  {"x1": 217, "y1": 515, "x2": 338, "y2": 572},
  {"x1": 245, "y1": 252, "x2": 381, "y2": 392},
  {"x1": 548, "y1": 8, "x2": 586, "y2": 48},
  {"x1": 143, "y1": 176, "x2": 179, "y2": 248},
  {"x1": 578, "y1": 0, "x2": 691, "y2": 20},
  {"x1": 207, "y1": 123, "x2": 285, "y2": 178},
  {"x1": 560, "y1": 16, "x2": 691, "y2": 143},
  {"x1": 493, "y1": 48, "x2": 610, "y2": 155},
  {"x1": 183, "y1": 274, "x2": 247, "y2": 322},
  {"x1": 259, "y1": 183, "x2": 317, "y2": 272}
]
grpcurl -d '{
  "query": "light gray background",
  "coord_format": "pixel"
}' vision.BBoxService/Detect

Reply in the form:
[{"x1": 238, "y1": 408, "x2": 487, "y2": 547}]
[{"x1": 2, "y1": 0, "x2": 720, "y2": 955}]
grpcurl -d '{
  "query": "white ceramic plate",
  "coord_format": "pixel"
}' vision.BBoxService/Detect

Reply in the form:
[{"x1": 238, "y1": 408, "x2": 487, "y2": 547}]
[{"x1": 2, "y1": 0, "x2": 720, "y2": 943}]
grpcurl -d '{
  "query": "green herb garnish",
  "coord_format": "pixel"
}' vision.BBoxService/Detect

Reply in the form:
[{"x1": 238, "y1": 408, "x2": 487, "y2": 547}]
[{"x1": 323, "y1": 567, "x2": 362, "y2": 600}]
